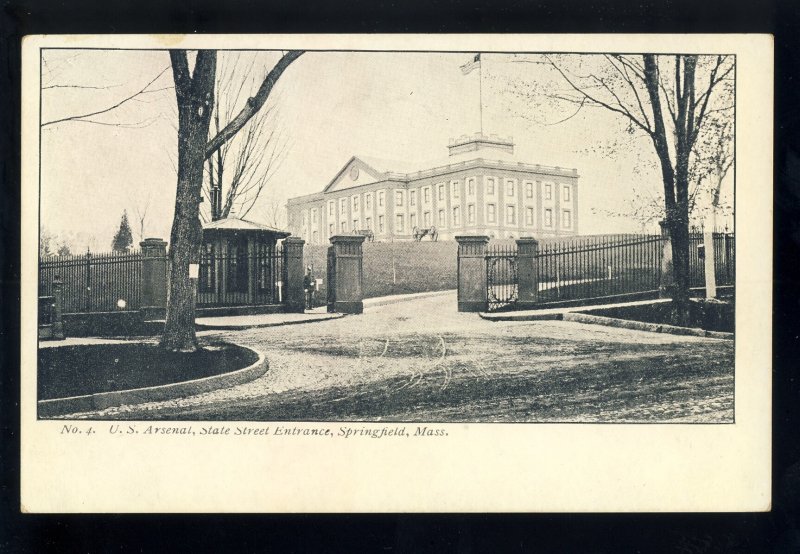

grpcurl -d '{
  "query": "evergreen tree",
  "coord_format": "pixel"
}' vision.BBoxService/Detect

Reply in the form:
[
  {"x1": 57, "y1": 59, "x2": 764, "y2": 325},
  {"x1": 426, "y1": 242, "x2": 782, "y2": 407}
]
[{"x1": 111, "y1": 210, "x2": 134, "y2": 252}]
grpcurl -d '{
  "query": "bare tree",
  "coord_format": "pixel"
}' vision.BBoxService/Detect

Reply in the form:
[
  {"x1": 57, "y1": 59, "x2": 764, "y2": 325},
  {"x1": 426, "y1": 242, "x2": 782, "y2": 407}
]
[
  {"x1": 509, "y1": 53, "x2": 734, "y2": 323},
  {"x1": 689, "y1": 112, "x2": 734, "y2": 228},
  {"x1": 39, "y1": 227, "x2": 74, "y2": 257},
  {"x1": 204, "y1": 53, "x2": 290, "y2": 222},
  {"x1": 161, "y1": 49, "x2": 304, "y2": 352},
  {"x1": 128, "y1": 190, "x2": 152, "y2": 243},
  {"x1": 258, "y1": 197, "x2": 288, "y2": 230}
]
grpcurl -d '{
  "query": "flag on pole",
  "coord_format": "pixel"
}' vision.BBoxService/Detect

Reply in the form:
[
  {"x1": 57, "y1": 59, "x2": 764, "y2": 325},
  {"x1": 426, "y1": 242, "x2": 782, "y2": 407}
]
[{"x1": 460, "y1": 53, "x2": 481, "y2": 75}]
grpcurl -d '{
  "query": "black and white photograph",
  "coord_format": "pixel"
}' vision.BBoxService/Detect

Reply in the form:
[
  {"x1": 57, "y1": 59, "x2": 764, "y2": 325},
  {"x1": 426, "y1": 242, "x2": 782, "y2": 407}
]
[
  {"x1": 35, "y1": 44, "x2": 737, "y2": 422},
  {"x1": 20, "y1": 34, "x2": 772, "y2": 513}
]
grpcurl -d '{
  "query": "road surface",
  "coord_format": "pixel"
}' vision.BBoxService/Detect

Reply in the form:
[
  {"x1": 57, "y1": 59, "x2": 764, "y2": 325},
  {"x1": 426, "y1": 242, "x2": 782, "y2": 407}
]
[{"x1": 74, "y1": 292, "x2": 735, "y2": 423}]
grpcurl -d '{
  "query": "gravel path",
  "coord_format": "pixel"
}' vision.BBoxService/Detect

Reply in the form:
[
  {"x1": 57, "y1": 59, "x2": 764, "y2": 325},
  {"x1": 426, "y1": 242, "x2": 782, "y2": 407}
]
[{"x1": 66, "y1": 292, "x2": 735, "y2": 422}]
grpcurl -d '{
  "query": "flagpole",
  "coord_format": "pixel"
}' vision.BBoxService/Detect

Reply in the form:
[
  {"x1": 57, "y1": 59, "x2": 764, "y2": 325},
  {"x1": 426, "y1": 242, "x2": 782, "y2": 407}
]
[{"x1": 478, "y1": 54, "x2": 483, "y2": 135}]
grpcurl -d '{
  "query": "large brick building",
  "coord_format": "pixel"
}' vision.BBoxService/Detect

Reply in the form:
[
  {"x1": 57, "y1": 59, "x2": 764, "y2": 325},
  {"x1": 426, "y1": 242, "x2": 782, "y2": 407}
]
[{"x1": 286, "y1": 133, "x2": 580, "y2": 244}]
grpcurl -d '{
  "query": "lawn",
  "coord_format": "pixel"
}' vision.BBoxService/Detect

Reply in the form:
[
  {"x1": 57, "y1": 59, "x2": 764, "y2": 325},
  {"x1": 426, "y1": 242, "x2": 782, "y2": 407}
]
[{"x1": 38, "y1": 342, "x2": 258, "y2": 400}]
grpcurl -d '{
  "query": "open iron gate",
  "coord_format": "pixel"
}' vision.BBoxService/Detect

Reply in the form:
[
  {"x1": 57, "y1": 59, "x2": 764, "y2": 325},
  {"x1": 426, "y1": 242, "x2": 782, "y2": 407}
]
[{"x1": 486, "y1": 244, "x2": 518, "y2": 312}]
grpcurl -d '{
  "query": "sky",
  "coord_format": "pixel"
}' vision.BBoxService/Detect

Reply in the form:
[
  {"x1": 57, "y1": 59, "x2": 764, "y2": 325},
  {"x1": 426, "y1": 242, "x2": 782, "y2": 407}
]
[{"x1": 39, "y1": 49, "x2": 734, "y2": 252}]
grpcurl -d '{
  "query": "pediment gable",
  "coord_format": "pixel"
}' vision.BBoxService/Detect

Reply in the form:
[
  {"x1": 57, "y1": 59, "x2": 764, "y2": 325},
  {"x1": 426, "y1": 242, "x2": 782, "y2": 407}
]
[{"x1": 323, "y1": 157, "x2": 388, "y2": 193}]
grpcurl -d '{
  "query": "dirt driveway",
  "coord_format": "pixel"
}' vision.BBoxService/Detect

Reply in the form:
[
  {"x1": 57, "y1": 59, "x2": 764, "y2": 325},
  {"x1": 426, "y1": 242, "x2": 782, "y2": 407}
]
[{"x1": 79, "y1": 292, "x2": 735, "y2": 422}]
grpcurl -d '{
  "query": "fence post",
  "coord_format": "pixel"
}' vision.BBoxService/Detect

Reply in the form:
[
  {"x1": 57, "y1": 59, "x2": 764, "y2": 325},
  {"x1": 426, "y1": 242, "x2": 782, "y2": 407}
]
[
  {"x1": 516, "y1": 237, "x2": 539, "y2": 308},
  {"x1": 329, "y1": 235, "x2": 365, "y2": 314},
  {"x1": 51, "y1": 275, "x2": 65, "y2": 340},
  {"x1": 283, "y1": 237, "x2": 306, "y2": 313},
  {"x1": 703, "y1": 224, "x2": 717, "y2": 298},
  {"x1": 456, "y1": 235, "x2": 489, "y2": 312},
  {"x1": 85, "y1": 248, "x2": 91, "y2": 312},
  {"x1": 658, "y1": 220, "x2": 674, "y2": 298},
  {"x1": 140, "y1": 238, "x2": 168, "y2": 320}
]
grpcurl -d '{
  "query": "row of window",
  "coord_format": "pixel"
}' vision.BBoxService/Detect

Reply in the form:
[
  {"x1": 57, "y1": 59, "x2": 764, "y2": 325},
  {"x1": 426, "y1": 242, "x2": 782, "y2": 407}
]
[
  {"x1": 312, "y1": 206, "x2": 572, "y2": 236},
  {"x1": 316, "y1": 180, "x2": 572, "y2": 223},
  {"x1": 405, "y1": 180, "x2": 571, "y2": 205}
]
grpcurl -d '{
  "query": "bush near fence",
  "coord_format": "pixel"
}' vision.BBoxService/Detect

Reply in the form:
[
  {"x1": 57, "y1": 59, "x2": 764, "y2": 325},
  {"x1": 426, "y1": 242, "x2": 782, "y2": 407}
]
[{"x1": 304, "y1": 240, "x2": 458, "y2": 306}]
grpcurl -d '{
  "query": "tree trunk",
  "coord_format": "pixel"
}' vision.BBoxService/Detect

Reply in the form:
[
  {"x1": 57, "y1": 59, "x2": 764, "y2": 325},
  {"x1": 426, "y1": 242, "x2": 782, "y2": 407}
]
[
  {"x1": 668, "y1": 211, "x2": 691, "y2": 326},
  {"x1": 161, "y1": 51, "x2": 217, "y2": 352}
]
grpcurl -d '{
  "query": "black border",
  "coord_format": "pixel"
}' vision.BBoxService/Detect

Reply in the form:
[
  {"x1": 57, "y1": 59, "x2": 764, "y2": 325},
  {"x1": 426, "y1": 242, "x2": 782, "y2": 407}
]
[{"x1": 3, "y1": 0, "x2": 799, "y2": 552}]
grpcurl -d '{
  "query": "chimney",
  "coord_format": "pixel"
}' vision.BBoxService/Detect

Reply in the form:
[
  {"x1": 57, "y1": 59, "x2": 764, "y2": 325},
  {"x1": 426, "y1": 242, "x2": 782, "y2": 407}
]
[{"x1": 211, "y1": 185, "x2": 222, "y2": 221}]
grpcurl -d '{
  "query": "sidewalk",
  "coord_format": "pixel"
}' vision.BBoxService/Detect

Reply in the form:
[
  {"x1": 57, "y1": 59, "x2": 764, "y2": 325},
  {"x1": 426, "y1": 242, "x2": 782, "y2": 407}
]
[
  {"x1": 195, "y1": 311, "x2": 344, "y2": 330},
  {"x1": 39, "y1": 336, "x2": 158, "y2": 348},
  {"x1": 39, "y1": 312, "x2": 345, "y2": 345},
  {"x1": 479, "y1": 297, "x2": 672, "y2": 322},
  {"x1": 480, "y1": 297, "x2": 732, "y2": 340}
]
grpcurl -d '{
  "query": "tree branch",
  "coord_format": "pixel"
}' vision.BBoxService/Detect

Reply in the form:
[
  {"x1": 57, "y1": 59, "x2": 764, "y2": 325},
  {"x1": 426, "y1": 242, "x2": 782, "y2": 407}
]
[
  {"x1": 204, "y1": 50, "x2": 304, "y2": 159},
  {"x1": 544, "y1": 55, "x2": 654, "y2": 136},
  {"x1": 42, "y1": 65, "x2": 171, "y2": 127}
]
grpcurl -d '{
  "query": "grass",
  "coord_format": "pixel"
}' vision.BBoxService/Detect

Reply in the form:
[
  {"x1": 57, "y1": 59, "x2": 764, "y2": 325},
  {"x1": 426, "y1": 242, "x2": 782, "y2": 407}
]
[
  {"x1": 586, "y1": 298, "x2": 735, "y2": 333},
  {"x1": 38, "y1": 342, "x2": 259, "y2": 400}
]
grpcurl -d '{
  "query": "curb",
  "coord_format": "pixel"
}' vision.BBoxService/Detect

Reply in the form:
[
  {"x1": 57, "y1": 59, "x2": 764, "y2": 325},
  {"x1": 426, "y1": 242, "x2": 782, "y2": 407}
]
[
  {"x1": 562, "y1": 312, "x2": 734, "y2": 340},
  {"x1": 195, "y1": 313, "x2": 345, "y2": 331},
  {"x1": 478, "y1": 311, "x2": 563, "y2": 322},
  {"x1": 38, "y1": 346, "x2": 269, "y2": 418}
]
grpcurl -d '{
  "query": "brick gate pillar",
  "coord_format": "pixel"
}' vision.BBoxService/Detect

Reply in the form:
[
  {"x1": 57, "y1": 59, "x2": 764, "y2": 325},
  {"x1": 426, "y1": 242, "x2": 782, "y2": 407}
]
[
  {"x1": 140, "y1": 238, "x2": 168, "y2": 319},
  {"x1": 456, "y1": 235, "x2": 489, "y2": 312},
  {"x1": 516, "y1": 237, "x2": 539, "y2": 309},
  {"x1": 329, "y1": 235, "x2": 365, "y2": 314},
  {"x1": 659, "y1": 220, "x2": 674, "y2": 298},
  {"x1": 283, "y1": 237, "x2": 306, "y2": 313}
]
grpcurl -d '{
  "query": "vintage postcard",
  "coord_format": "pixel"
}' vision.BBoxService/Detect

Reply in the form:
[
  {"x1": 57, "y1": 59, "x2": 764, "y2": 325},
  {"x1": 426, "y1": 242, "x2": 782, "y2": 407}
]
[{"x1": 21, "y1": 34, "x2": 772, "y2": 512}]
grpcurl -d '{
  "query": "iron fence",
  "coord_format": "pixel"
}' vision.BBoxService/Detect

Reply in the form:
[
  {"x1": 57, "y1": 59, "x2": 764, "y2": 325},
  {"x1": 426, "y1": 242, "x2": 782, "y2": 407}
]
[
  {"x1": 197, "y1": 243, "x2": 285, "y2": 306},
  {"x1": 39, "y1": 250, "x2": 143, "y2": 313},
  {"x1": 483, "y1": 231, "x2": 736, "y2": 312},
  {"x1": 688, "y1": 229, "x2": 735, "y2": 288},
  {"x1": 536, "y1": 234, "x2": 664, "y2": 305}
]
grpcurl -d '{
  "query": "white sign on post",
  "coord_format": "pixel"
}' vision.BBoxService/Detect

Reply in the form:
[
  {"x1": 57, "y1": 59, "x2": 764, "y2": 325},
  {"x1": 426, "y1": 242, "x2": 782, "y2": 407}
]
[{"x1": 189, "y1": 263, "x2": 199, "y2": 279}]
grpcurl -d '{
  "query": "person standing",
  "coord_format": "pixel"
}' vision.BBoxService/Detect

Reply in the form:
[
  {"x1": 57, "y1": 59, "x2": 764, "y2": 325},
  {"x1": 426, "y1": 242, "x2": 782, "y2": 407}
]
[{"x1": 303, "y1": 266, "x2": 315, "y2": 310}]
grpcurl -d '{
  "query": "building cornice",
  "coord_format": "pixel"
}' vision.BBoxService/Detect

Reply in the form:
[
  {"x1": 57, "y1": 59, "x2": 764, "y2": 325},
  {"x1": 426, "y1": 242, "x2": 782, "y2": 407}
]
[
  {"x1": 394, "y1": 158, "x2": 579, "y2": 182},
  {"x1": 288, "y1": 159, "x2": 580, "y2": 205}
]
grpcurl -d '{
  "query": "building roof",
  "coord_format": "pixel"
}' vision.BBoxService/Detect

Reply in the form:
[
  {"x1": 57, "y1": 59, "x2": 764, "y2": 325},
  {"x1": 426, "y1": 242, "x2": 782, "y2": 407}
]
[
  {"x1": 356, "y1": 155, "x2": 422, "y2": 175},
  {"x1": 309, "y1": 134, "x2": 579, "y2": 199},
  {"x1": 203, "y1": 217, "x2": 290, "y2": 237}
]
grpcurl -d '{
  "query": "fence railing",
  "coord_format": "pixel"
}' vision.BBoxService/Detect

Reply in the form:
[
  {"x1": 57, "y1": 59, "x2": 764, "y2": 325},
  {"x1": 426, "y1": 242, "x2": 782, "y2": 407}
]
[
  {"x1": 39, "y1": 250, "x2": 143, "y2": 313},
  {"x1": 688, "y1": 230, "x2": 735, "y2": 288},
  {"x1": 536, "y1": 234, "x2": 664, "y2": 304},
  {"x1": 479, "y1": 230, "x2": 735, "y2": 312}
]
